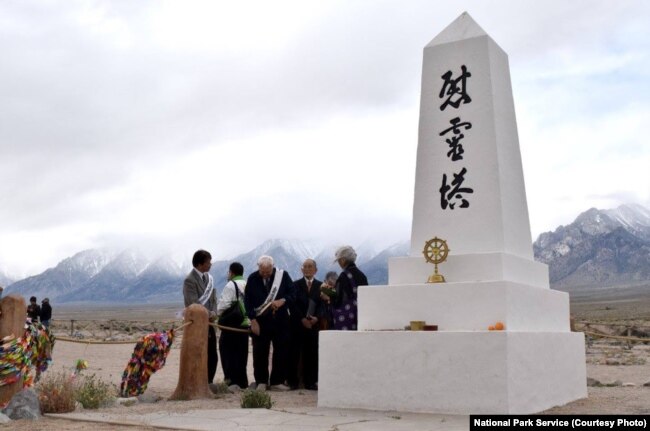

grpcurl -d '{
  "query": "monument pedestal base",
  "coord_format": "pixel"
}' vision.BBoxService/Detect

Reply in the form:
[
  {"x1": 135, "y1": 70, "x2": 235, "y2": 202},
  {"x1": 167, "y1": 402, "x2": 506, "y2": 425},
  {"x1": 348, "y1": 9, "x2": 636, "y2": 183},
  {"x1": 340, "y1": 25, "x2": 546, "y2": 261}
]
[
  {"x1": 358, "y1": 282, "x2": 570, "y2": 332},
  {"x1": 318, "y1": 331, "x2": 586, "y2": 414}
]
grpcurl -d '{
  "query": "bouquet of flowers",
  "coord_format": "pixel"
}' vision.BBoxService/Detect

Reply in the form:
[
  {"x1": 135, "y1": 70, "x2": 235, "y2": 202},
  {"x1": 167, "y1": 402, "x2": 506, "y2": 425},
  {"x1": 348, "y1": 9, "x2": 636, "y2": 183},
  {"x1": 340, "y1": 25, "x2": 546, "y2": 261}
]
[{"x1": 320, "y1": 283, "x2": 337, "y2": 300}]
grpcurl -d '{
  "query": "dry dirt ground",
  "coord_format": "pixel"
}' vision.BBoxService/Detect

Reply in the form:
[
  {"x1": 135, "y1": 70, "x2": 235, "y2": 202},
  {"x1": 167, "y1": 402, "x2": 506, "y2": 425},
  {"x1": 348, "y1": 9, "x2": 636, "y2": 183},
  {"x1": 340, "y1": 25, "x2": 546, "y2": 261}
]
[{"x1": 5, "y1": 301, "x2": 650, "y2": 430}]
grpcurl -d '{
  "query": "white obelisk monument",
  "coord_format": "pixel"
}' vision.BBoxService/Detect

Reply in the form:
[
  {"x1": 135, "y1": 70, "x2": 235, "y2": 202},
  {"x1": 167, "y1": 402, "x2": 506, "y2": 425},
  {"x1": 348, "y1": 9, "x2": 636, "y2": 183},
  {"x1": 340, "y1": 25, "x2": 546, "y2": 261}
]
[{"x1": 318, "y1": 13, "x2": 587, "y2": 414}]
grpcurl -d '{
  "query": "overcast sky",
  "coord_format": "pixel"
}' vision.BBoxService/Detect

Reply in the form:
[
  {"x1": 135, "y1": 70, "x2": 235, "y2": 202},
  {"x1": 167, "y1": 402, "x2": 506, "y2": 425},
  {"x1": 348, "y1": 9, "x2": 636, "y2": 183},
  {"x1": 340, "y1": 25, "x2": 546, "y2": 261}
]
[{"x1": 1, "y1": 0, "x2": 649, "y2": 276}]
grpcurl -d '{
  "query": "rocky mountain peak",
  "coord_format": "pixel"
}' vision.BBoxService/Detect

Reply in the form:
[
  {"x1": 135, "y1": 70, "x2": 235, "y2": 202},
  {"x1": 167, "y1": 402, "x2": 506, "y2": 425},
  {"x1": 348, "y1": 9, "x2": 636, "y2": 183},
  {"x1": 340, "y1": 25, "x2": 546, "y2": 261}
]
[
  {"x1": 534, "y1": 203, "x2": 650, "y2": 289},
  {"x1": 57, "y1": 248, "x2": 116, "y2": 277},
  {"x1": 101, "y1": 249, "x2": 150, "y2": 278},
  {"x1": 572, "y1": 208, "x2": 619, "y2": 236},
  {"x1": 604, "y1": 204, "x2": 650, "y2": 241}
]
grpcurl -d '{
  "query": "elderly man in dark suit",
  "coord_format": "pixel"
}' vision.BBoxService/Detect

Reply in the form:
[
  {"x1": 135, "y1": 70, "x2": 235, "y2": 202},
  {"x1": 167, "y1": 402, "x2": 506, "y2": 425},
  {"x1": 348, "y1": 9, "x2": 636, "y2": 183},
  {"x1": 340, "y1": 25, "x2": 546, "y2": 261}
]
[
  {"x1": 183, "y1": 249, "x2": 219, "y2": 384},
  {"x1": 244, "y1": 255, "x2": 294, "y2": 391},
  {"x1": 288, "y1": 258, "x2": 322, "y2": 390}
]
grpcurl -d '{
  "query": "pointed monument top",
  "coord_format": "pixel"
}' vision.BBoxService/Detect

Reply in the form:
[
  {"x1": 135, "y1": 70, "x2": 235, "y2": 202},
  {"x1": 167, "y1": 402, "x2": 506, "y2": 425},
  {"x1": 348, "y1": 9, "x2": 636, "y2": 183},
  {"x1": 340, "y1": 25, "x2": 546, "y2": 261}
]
[{"x1": 426, "y1": 12, "x2": 488, "y2": 47}]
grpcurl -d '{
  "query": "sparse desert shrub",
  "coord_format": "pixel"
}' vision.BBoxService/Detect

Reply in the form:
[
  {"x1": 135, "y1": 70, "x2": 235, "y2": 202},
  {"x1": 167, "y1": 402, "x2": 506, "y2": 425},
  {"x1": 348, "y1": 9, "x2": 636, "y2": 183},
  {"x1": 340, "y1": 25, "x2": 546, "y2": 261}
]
[
  {"x1": 240, "y1": 389, "x2": 273, "y2": 409},
  {"x1": 75, "y1": 373, "x2": 116, "y2": 409},
  {"x1": 210, "y1": 381, "x2": 231, "y2": 395},
  {"x1": 37, "y1": 371, "x2": 77, "y2": 413}
]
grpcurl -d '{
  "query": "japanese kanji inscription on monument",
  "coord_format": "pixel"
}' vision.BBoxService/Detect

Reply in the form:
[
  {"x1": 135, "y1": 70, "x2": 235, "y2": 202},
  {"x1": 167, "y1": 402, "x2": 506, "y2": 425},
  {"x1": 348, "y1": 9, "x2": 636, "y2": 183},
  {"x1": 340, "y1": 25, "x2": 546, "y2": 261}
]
[{"x1": 438, "y1": 65, "x2": 474, "y2": 210}]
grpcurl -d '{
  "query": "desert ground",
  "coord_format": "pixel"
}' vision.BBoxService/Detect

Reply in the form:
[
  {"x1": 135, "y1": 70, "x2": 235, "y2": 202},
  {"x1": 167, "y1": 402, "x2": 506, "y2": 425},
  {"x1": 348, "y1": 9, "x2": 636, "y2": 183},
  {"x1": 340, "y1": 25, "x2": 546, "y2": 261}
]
[{"x1": 5, "y1": 296, "x2": 650, "y2": 430}]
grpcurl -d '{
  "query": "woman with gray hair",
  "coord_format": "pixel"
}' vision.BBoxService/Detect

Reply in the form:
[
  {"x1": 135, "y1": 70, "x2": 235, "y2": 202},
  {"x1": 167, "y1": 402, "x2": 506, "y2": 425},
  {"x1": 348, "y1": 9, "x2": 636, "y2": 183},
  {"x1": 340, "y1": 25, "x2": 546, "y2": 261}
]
[{"x1": 332, "y1": 245, "x2": 368, "y2": 330}]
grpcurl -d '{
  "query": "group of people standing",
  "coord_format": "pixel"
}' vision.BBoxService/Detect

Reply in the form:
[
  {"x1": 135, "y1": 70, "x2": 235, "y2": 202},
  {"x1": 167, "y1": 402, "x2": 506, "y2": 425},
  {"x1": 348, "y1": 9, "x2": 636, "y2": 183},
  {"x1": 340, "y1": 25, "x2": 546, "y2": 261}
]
[
  {"x1": 182, "y1": 245, "x2": 368, "y2": 392},
  {"x1": 26, "y1": 296, "x2": 52, "y2": 328}
]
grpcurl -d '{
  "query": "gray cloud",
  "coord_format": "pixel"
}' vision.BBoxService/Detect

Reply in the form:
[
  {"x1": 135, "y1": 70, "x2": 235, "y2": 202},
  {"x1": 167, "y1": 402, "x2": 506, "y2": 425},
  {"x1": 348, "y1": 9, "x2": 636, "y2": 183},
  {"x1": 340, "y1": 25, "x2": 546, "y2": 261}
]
[{"x1": 1, "y1": 0, "x2": 649, "y2": 274}]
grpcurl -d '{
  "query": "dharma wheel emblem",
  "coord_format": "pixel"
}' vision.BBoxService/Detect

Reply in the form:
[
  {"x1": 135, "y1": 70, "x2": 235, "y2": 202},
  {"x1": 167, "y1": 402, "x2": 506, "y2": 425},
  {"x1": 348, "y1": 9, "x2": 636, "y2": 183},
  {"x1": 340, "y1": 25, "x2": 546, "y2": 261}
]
[{"x1": 422, "y1": 237, "x2": 449, "y2": 283}]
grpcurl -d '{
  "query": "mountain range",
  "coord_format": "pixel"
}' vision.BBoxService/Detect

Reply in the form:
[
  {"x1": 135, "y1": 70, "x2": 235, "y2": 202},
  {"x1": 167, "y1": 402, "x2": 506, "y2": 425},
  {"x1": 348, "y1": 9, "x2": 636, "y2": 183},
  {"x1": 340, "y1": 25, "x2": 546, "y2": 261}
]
[
  {"x1": 4, "y1": 203, "x2": 650, "y2": 303},
  {"x1": 4, "y1": 239, "x2": 409, "y2": 304}
]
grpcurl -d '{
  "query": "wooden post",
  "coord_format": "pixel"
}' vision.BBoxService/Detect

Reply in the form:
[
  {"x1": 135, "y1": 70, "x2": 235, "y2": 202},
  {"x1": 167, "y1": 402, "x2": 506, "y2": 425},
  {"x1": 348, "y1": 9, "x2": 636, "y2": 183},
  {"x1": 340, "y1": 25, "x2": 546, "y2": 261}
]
[
  {"x1": 627, "y1": 327, "x2": 632, "y2": 350},
  {"x1": 109, "y1": 320, "x2": 113, "y2": 338},
  {"x1": 169, "y1": 304, "x2": 212, "y2": 400},
  {"x1": 0, "y1": 295, "x2": 27, "y2": 405},
  {"x1": 70, "y1": 319, "x2": 75, "y2": 336}
]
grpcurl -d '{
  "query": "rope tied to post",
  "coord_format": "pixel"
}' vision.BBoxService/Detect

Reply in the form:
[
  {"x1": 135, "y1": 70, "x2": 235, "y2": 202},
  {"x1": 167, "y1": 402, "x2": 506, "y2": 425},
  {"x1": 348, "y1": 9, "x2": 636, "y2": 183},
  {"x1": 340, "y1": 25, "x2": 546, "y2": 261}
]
[{"x1": 210, "y1": 322, "x2": 251, "y2": 334}]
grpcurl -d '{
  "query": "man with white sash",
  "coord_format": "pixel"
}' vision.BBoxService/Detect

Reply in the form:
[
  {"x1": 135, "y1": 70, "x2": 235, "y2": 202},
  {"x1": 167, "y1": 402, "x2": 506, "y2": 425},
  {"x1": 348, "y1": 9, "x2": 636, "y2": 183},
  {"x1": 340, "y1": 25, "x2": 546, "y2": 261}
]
[
  {"x1": 244, "y1": 255, "x2": 295, "y2": 391},
  {"x1": 183, "y1": 249, "x2": 219, "y2": 384}
]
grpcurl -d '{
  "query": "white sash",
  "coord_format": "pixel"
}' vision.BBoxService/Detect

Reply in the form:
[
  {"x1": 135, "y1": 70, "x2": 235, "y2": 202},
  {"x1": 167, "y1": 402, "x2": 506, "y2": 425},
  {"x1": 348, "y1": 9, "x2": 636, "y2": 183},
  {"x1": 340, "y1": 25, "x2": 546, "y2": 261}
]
[
  {"x1": 197, "y1": 273, "x2": 215, "y2": 306},
  {"x1": 175, "y1": 273, "x2": 214, "y2": 319},
  {"x1": 254, "y1": 269, "x2": 284, "y2": 316}
]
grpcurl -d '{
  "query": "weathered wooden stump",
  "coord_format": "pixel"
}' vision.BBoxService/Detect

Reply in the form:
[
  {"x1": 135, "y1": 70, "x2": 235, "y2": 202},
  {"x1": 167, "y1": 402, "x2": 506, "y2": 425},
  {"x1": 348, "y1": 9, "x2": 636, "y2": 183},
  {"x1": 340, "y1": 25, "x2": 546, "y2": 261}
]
[
  {"x1": 0, "y1": 295, "x2": 27, "y2": 405},
  {"x1": 169, "y1": 304, "x2": 212, "y2": 400}
]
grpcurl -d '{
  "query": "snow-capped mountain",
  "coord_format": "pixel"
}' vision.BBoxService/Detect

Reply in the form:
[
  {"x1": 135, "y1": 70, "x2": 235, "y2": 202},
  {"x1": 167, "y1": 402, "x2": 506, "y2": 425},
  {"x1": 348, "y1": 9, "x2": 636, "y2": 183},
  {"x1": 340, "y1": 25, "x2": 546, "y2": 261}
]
[
  {"x1": 604, "y1": 204, "x2": 650, "y2": 241},
  {"x1": 534, "y1": 204, "x2": 650, "y2": 289},
  {"x1": 120, "y1": 255, "x2": 196, "y2": 304},
  {"x1": 61, "y1": 249, "x2": 151, "y2": 302},
  {"x1": 5, "y1": 248, "x2": 116, "y2": 300}
]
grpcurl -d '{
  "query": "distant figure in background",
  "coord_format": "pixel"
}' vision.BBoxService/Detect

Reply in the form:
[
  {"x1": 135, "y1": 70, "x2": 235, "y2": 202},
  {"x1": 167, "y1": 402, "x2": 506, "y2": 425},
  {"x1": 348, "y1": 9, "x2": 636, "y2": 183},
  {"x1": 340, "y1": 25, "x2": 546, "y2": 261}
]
[
  {"x1": 27, "y1": 296, "x2": 41, "y2": 323},
  {"x1": 318, "y1": 271, "x2": 338, "y2": 330},
  {"x1": 183, "y1": 249, "x2": 219, "y2": 384},
  {"x1": 332, "y1": 246, "x2": 368, "y2": 331},
  {"x1": 288, "y1": 259, "x2": 322, "y2": 390},
  {"x1": 0, "y1": 286, "x2": 4, "y2": 299},
  {"x1": 217, "y1": 262, "x2": 249, "y2": 390},
  {"x1": 40, "y1": 298, "x2": 52, "y2": 328}
]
